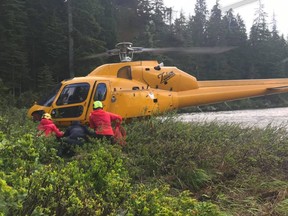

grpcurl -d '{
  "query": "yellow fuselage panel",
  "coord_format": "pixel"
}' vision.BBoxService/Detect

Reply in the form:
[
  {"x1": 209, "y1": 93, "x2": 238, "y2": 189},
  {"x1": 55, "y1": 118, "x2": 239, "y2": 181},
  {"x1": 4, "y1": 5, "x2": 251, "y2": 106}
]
[
  {"x1": 198, "y1": 78, "x2": 288, "y2": 88},
  {"x1": 87, "y1": 61, "x2": 199, "y2": 92},
  {"x1": 108, "y1": 89, "x2": 174, "y2": 118},
  {"x1": 142, "y1": 67, "x2": 199, "y2": 91},
  {"x1": 88, "y1": 61, "x2": 156, "y2": 77},
  {"x1": 177, "y1": 80, "x2": 288, "y2": 108}
]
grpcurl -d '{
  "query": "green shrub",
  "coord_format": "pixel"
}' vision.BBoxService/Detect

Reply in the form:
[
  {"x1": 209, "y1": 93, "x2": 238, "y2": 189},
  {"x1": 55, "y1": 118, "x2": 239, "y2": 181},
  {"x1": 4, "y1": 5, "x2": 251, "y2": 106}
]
[
  {"x1": 124, "y1": 114, "x2": 288, "y2": 215},
  {"x1": 126, "y1": 184, "x2": 225, "y2": 216},
  {"x1": 0, "y1": 108, "x2": 225, "y2": 215},
  {"x1": 4, "y1": 106, "x2": 288, "y2": 215}
]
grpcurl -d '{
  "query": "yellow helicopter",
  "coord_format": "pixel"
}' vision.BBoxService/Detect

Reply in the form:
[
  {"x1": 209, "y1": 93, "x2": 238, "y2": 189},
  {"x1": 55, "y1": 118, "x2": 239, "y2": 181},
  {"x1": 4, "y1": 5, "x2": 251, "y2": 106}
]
[{"x1": 28, "y1": 42, "x2": 288, "y2": 126}]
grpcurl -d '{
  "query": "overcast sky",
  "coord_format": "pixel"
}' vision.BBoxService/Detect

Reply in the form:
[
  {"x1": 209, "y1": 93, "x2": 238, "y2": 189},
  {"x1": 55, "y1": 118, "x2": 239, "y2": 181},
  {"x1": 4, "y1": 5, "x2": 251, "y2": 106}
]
[{"x1": 163, "y1": 0, "x2": 288, "y2": 36}]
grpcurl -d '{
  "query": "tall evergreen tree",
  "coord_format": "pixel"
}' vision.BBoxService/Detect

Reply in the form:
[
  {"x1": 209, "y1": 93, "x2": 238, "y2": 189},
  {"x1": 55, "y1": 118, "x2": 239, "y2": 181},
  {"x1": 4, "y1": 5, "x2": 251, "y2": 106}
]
[
  {"x1": 184, "y1": 0, "x2": 209, "y2": 80},
  {"x1": 222, "y1": 10, "x2": 249, "y2": 79},
  {"x1": 99, "y1": 0, "x2": 117, "y2": 49},
  {"x1": 267, "y1": 14, "x2": 288, "y2": 77},
  {"x1": 42, "y1": 4, "x2": 68, "y2": 80},
  {"x1": 172, "y1": 11, "x2": 188, "y2": 46},
  {"x1": 134, "y1": 0, "x2": 154, "y2": 47},
  {"x1": 249, "y1": 1, "x2": 270, "y2": 44},
  {"x1": 187, "y1": 0, "x2": 208, "y2": 46},
  {"x1": 26, "y1": 0, "x2": 68, "y2": 87},
  {"x1": 137, "y1": 0, "x2": 153, "y2": 26},
  {"x1": 249, "y1": 0, "x2": 273, "y2": 78},
  {"x1": 205, "y1": 3, "x2": 226, "y2": 79},
  {"x1": 0, "y1": 0, "x2": 28, "y2": 96},
  {"x1": 206, "y1": 3, "x2": 225, "y2": 46},
  {"x1": 114, "y1": 0, "x2": 146, "y2": 42},
  {"x1": 72, "y1": 0, "x2": 107, "y2": 75},
  {"x1": 223, "y1": 10, "x2": 247, "y2": 46},
  {"x1": 37, "y1": 65, "x2": 56, "y2": 94},
  {"x1": 149, "y1": 0, "x2": 171, "y2": 47}
]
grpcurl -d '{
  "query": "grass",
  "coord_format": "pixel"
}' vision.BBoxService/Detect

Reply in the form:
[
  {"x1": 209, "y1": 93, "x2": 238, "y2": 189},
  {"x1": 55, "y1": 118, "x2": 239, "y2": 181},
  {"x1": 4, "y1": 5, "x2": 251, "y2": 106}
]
[{"x1": 123, "y1": 114, "x2": 288, "y2": 215}]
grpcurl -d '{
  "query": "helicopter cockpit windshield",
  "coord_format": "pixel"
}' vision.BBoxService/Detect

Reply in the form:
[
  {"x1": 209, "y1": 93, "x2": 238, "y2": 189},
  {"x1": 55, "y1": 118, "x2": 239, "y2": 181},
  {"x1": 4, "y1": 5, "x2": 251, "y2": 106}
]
[
  {"x1": 37, "y1": 83, "x2": 62, "y2": 107},
  {"x1": 56, "y1": 83, "x2": 90, "y2": 105}
]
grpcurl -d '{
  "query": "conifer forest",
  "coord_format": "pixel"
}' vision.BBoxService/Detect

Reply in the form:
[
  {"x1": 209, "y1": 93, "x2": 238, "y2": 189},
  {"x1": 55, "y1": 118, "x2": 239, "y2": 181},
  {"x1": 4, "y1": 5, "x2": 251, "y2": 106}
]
[{"x1": 1, "y1": 0, "x2": 288, "y2": 105}]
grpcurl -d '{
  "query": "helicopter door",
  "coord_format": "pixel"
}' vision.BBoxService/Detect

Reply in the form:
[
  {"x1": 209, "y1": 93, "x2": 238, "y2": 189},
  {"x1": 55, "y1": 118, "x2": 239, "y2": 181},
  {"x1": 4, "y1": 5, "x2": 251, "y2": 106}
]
[
  {"x1": 86, "y1": 81, "x2": 111, "y2": 119},
  {"x1": 50, "y1": 83, "x2": 90, "y2": 123}
]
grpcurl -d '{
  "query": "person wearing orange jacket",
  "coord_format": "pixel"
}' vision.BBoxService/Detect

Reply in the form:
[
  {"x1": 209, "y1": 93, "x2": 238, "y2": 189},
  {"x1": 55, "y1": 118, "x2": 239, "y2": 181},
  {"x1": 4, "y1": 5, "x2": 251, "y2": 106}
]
[
  {"x1": 37, "y1": 113, "x2": 64, "y2": 138},
  {"x1": 89, "y1": 101, "x2": 122, "y2": 143}
]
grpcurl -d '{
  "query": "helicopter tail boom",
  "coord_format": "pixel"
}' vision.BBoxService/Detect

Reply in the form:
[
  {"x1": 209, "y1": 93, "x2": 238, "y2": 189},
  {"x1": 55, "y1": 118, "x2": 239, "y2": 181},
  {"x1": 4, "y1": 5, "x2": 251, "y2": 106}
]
[
  {"x1": 176, "y1": 79, "x2": 288, "y2": 108},
  {"x1": 267, "y1": 86, "x2": 288, "y2": 91}
]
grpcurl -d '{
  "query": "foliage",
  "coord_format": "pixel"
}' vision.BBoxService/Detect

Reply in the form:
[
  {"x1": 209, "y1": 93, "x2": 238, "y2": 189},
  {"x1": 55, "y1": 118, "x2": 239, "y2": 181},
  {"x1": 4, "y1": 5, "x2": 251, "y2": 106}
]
[
  {"x1": 126, "y1": 184, "x2": 224, "y2": 216},
  {"x1": 124, "y1": 114, "x2": 211, "y2": 191},
  {"x1": 0, "y1": 0, "x2": 29, "y2": 96},
  {"x1": 3, "y1": 107, "x2": 288, "y2": 215},
  {"x1": 0, "y1": 108, "x2": 225, "y2": 215},
  {"x1": 124, "y1": 112, "x2": 288, "y2": 215}
]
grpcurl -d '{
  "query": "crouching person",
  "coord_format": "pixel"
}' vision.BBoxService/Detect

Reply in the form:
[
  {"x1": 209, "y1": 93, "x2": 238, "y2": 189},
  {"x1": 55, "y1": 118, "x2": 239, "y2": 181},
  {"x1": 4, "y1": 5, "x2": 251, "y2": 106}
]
[
  {"x1": 37, "y1": 113, "x2": 64, "y2": 138},
  {"x1": 89, "y1": 101, "x2": 122, "y2": 144}
]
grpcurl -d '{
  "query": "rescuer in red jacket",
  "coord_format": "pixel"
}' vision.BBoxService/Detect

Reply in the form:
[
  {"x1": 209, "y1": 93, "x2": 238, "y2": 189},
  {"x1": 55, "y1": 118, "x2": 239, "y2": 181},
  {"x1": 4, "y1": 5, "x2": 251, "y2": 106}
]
[
  {"x1": 89, "y1": 101, "x2": 122, "y2": 142},
  {"x1": 37, "y1": 113, "x2": 64, "y2": 138}
]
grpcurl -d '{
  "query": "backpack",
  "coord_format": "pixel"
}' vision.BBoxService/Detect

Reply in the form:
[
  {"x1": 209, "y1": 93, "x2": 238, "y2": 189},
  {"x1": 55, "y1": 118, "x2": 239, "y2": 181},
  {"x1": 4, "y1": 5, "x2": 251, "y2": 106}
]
[{"x1": 113, "y1": 125, "x2": 127, "y2": 146}]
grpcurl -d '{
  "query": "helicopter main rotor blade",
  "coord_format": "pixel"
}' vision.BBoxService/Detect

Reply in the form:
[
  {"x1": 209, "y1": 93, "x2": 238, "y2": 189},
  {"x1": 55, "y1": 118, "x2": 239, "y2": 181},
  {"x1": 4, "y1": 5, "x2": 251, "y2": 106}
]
[
  {"x1": 80, "y1": 52, "x2": 109, "y2": 60},
  {"x1": 80, "y1": 45, "x2": 237, "y2": 61},
  {"x1": 80, "y1": 48, "x2": 123, "y2": 60},
  {"x1": 80, "y1": 47, "x2": 144, "y2": 60},
  {"x1": 220, "y1": 0, "x2": 258, "y2": 12},
  {"x1": 142, "y1": 46, "x2": 237, "y2": 54}
]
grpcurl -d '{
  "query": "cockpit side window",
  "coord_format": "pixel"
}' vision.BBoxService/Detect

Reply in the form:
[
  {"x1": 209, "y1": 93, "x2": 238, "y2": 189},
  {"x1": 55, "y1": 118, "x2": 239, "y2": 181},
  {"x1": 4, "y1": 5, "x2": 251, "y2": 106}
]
[
  {"x1": 94, "y1": 83, "x2": 107, "y2": 101},
  {"x1": 56, "y1": 83, "x2": 90, "y2": 105},
  {"x1": 117, "y1": 66, "x2": 132, "y2": 80}
]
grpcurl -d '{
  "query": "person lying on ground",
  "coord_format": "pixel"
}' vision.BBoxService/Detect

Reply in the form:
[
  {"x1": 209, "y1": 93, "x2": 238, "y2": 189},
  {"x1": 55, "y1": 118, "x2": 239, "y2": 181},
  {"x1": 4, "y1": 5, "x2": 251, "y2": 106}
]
[{"x1": 62, "y1": 120, "x2": 94, "y2": 145}]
